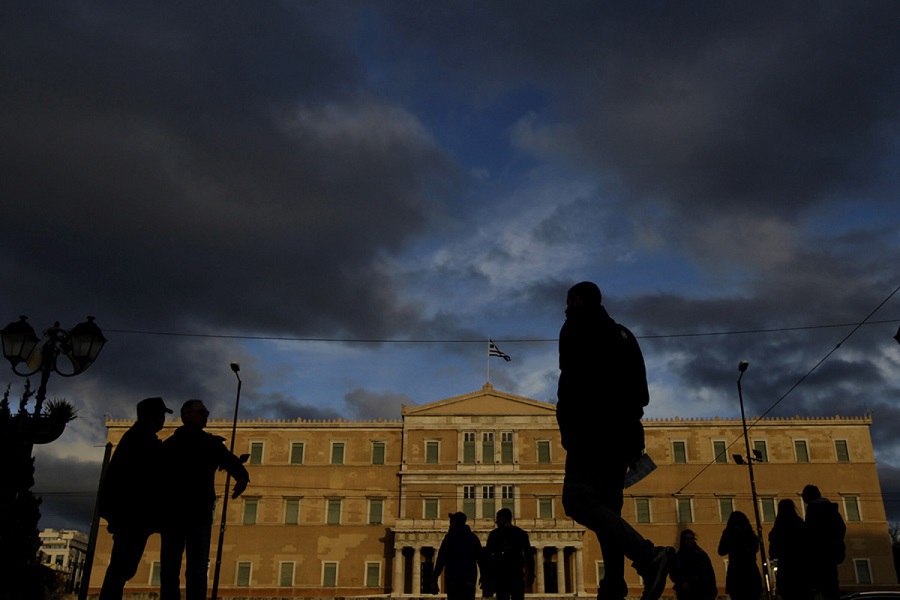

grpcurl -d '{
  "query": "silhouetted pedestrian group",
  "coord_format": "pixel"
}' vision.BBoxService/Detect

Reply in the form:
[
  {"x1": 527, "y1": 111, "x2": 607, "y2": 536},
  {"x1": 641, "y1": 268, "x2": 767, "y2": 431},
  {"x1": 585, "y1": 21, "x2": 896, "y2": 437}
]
[{"x1": 98, "y1": 398, "x2": 250, "y2": 600}]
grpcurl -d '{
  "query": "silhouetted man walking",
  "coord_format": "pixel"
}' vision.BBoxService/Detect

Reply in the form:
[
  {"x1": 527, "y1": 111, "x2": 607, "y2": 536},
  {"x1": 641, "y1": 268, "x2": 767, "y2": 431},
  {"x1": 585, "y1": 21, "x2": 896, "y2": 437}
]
[
  {"x1": 160, "y1": 400, "x2": 250, "y2": 600},
  {"x1": 98, "y1": 397, "x2": 172, "y2": 600},
  {"x1": 483, "y1": 508, "x2": 534, "y2": 600},
  {"x1": 556, "y1": 281, "x2": 673, "y2": 600}
]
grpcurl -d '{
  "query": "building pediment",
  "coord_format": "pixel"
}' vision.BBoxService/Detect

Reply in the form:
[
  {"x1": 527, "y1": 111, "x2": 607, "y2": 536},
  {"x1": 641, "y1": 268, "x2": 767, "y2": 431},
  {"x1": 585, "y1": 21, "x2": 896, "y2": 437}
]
[{"x1": 402, "y1": 383, "x2": 556, "y2": 417}]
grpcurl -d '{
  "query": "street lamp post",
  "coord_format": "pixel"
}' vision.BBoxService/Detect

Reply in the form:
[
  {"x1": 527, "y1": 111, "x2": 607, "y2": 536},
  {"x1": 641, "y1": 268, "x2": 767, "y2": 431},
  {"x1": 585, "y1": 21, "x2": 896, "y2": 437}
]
[
  {"x1": 736, "y1": 360, "x2": 773, "y2": 600},
  {"x1": 0, "y1": 315, "x2": 106, "y2": 600}
]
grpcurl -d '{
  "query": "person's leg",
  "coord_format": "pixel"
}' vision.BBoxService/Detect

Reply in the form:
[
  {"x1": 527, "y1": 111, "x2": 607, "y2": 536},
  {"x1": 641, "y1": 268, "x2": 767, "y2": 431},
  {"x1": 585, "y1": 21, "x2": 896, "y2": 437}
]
[
  {"x1": 183, "y1": 523, "x2": 212, "y2": 600},
  {"x1": 159, "y1": 526, "x2": 186, "y2": 600},
  {"x1": 99, "y1": 526, "x2": 151, "y2": 600}
]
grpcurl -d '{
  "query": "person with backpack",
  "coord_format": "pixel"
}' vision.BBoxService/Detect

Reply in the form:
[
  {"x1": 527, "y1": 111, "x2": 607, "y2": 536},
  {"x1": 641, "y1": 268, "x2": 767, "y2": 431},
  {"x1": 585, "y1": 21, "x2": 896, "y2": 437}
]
[
  {"x1": 556, "y1": 281, "x2": 674, "y2": 600},
  {"x1": 802, "y1": 484, "x2": 846, "y2": 600},
  {"x1": 482, "y1": 508, "x2": 534, "y2": 600}
]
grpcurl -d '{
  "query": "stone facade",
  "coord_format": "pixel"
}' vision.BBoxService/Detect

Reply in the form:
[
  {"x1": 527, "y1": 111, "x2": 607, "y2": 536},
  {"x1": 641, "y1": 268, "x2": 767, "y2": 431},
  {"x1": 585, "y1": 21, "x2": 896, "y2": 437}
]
[{"x1": 87, "y1": 383, "x2": 898, "y2": 597}]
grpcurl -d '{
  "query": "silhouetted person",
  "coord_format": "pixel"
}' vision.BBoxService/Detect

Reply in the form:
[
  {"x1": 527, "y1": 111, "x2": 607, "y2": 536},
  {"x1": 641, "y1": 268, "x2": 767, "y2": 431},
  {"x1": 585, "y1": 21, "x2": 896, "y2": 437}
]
[
  {"x1": 556, "y1": 281, "x2": 673, "y2": 600},
  {"x1": 669, "y1": 529, "x2": 717, "y2": 600},
  {"x1": 433, "y1": 512, "x2": 483, "y2": 600},
  {"x1": 768, "y1": 499, "x2": 813, "y2": 600},
  {"x1": 717, "y1": 511, "x2": 762, "y2": 600},
  {"x1": 482, "y1": 508, "x2": 534, "y2": 600},
  {"x1": 801, "y1": 484, "x2": 846, "y2": 600},
  {"x1": 159, "y1": 400, "x2": 250, "y2": 600},
  {"x1": 98, "y1": 397, "x2": 172, "y2": 600}
]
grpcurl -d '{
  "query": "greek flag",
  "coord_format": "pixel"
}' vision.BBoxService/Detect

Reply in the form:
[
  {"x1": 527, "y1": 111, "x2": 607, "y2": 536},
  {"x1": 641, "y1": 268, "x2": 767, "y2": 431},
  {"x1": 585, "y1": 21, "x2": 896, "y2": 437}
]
[{"x1": 488, "y1": 339, "x2": 511, "y2": 361}]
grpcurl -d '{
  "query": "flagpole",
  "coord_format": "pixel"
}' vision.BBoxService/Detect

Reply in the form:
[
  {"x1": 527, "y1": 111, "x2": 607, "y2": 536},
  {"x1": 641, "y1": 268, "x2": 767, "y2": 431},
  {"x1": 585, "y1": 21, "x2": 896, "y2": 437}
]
[{"x1": 486, "y1": 340, "x2": 491, "y2": 383}]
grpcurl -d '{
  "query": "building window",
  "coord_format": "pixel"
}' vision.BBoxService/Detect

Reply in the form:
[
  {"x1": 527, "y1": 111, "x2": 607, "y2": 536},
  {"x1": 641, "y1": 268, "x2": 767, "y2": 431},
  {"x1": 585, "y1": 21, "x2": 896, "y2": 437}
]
[
  {"x1": 482, "y1": 485, "x2": 496, "y2": 518},
  {"x1": 463, "y1": 432, "x2": 476, "y2": 464},
  {"x1": 596, "y1": 562, "x2": 605, "y2": 582},
  {"x1": 672, "y1": 441, "x2": 687, "y2": 463},
  {"x1": 753, "y1": 440, "x2": 768, "y2": 462},
  {"x1": 713, "y1": 440, "x2": 728, "y2": 463},
  {"x1": 249, "y1": 441, "x2": 264, "y2": 465},
  {"x1": 369, "y1": 498, "x2": 384, "y2": 525},
  {"x1": 854, "y1": 558, "x2": 872, "y2": 584},
  {"x1": 279, "y1": 562, "x2": 295, "y2": 587},
  {"x1": 426, "y1": 440, "x2": 440, "y2": 464},
  {"x1": 424, "y1": 498, "x2": 439, "y2": 520},
  {"x1": 835, "y1": 440, "x2": 850, "y2": 462},
  {"x1": 719, "y1": 497, "x2": 734, "y2": 523},
  {"x1": 285, "y1": 498, "x2": 300, "y2": 525},
  {"x1": 501, "y1": 485, "x2": 515, "y2": 512},
  {"x1": 243, "y1": 498, "x2": 259, "y2": 525},
  {"x1": 372, "y1": 441, "x2": 386, "y2": 465},
  {"x1": 537, "y1": 440, "x2": 551, "y2": 464},
  {"x1": 463, "y1": 486, "x2": 476, "y2": 519},
  {"x1": 794, "y1": 440, "x2": 809, "y2": 463},
  {"x1": 331, "y1": 442, "x2": 345, "y2": 465},
  {"x1": 150, "y1": 561, "x2": 161, "y2": 586},
  {"x1": 236, "y1": 561, "x2": 252, "y2": 586},
  {"x1": 483, "y1": 432, "x2": 495, "y2": 463},
  {"x1": 538, "y1": 498, "x2": 553, "y2": 519},
  {"x1": 676, "y1": 498, "x2": 693, "y2": 523},
  {"x1": 844, "y1": 495, "x2": 861, "y2": 522},
  {"x1": 635, "y1": 498, "x2": 651, "y2": 524},
  {"x1": 290, "y1": 442, "x2": 304, "y2": 465},
  {"x1": 501, "y1": 432, "x2": 514, "y2": 464},
  {"x1": 761, "y1": 497, "x2": 776, "y2": 522},
  {"x1": 323, "y1": 562, "x2": 338, "y2": 587},
  {"x1": 365, "y1": 562, "x2": 381, "y2": 587},
  {"x1": 326, "y1": 498, "x2": 342, "y2": 525}
]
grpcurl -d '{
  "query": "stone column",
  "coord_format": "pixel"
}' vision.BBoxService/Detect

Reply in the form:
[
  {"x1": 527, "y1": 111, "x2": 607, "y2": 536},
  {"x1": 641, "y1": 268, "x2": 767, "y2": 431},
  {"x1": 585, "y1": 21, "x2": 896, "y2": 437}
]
[
  {"x1": 556, "y1": 547, "x2": 566, "y2": 595},
  {"x1": 413, "y1": 546, "x2": 422, "y2": 595},
  {"x1": 574, "y1": 546, "x2": 585, "y2": 596},
  {"x1": 393, "y1": 547, "x2": 404, "y2": 596},
  {"x1": 535, "y1": 545, "x2": 545, "y2": 594}
]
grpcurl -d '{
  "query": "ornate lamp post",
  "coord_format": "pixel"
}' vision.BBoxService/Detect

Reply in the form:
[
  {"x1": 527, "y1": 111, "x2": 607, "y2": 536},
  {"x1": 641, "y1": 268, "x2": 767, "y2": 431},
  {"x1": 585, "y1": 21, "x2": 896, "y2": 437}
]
[{"x1": 0, "y1": 315, "x2": 106, "y2": 600}]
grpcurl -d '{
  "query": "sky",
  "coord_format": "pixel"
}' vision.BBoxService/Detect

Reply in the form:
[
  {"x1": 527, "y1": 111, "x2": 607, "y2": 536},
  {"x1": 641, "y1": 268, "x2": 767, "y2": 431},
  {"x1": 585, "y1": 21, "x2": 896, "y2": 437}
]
[{"x1": 1, "y1": 1, "x2": 899, "y2": 534}]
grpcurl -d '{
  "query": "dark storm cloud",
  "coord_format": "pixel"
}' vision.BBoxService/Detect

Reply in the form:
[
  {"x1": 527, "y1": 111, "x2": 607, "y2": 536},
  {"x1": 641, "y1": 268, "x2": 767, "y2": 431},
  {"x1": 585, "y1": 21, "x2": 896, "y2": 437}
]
[
  {"x1": 344, "y1": 388, "x2": 413, "y2": 420},
  {"x1": 0, "y1": 1, "x2": 462, "y2": 341}
]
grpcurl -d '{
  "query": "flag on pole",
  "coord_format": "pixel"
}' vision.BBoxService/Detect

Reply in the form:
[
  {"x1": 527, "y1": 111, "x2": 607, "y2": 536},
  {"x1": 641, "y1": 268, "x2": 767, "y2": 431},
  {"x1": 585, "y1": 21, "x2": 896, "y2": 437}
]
[{"x1": 488, "y1": 339, "x2": 511, "y2": 361}]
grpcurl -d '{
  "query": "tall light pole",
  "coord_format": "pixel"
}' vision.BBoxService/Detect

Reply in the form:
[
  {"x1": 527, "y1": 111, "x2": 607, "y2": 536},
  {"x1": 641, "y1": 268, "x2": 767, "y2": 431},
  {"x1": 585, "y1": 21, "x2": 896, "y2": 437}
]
[
  {"x1": 211, "y1": 361, "x2": 243, "y2": 600},
  {"x1": 736, "y1": 360, "x2": 773, "y2": 600}
]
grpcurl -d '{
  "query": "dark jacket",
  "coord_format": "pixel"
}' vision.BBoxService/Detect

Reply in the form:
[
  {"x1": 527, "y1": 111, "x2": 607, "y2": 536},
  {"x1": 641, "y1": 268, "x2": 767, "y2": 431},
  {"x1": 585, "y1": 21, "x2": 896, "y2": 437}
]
[
  {"x1": 434, "y1": 522, "x2": 483, "y2": 588},
  {"x1": 769, "y1": 515, "x2": 813, "y2": 598},
  {"x1": 717, "y1": 527, "x2": 762, "y2": 597},
  {"x1": 805, "y1": 498, "x2": 846, "y2": 566},
  {"x1": 483, "y1": 525, "x2": 534, "y2": 588},
  {"x1": 670, "y1": 546, "x2": 717, "y2": 600},
  {"x1": 98, "y1": 421, "x2": 164, "y2": 532},
  {"x1": 557, "y1": 304, "x2": 648, "y2": 472},
  {"x1": 161, "y1": 425, "x2": 249, "y2": 525}
]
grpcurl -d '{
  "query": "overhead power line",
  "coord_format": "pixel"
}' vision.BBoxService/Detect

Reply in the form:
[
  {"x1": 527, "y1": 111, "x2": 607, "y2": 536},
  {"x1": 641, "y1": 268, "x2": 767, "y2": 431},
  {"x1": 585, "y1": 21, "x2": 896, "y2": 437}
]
[{"x1": 104, "y1": 319, "x2": 900, "y2": 344}]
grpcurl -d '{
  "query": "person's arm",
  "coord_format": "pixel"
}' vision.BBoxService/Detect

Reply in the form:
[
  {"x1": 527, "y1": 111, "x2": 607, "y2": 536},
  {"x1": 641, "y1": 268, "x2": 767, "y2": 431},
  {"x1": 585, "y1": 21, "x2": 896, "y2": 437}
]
[
  {"x1": 212, "y1": 437, "x2": 251, "y2": 498},
  {"x1": 523, "y1": 531, "x2": 535, "y2": 584}
]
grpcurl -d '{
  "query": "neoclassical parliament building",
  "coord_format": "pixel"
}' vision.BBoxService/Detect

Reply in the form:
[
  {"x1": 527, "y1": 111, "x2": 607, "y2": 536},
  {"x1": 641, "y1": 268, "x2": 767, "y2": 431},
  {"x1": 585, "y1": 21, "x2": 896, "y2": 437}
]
[{"x1": 88, "y1": 384, "x2": 897, "y2": 597}]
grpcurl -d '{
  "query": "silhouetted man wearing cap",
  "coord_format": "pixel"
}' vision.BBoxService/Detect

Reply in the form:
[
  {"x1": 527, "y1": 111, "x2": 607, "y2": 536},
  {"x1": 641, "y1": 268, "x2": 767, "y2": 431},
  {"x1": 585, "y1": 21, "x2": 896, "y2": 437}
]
[
  {"x1": 433, "y1": 512, "x2": 483, "y2": 600},
  {"x1": 557, "y1": 282, "x2": 673, "y2": 600},
  {"x1": 160, "y1": 400, "x2": 250, "y2": 600},
  {"x1": 98, "y1": 397, "x2": 172, "y2": 600}
]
